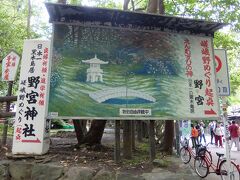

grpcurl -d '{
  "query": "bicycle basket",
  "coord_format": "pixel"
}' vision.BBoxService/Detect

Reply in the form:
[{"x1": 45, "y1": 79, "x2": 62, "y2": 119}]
[
  {"x1": 197, "y1": 146, "x2": 206, "y2": 156},
  {"x1": 180, "y1": 138, "x2": 189, "y2": 148}
]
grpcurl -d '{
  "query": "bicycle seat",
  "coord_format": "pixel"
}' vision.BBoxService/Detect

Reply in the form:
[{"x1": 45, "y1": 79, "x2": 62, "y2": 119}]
[
  {"x1": 196, "y1": 144, "x2": 202, "y2": 147},
  {"x1": 216, "y1": 152, "x2": 224, "y2": 157}
]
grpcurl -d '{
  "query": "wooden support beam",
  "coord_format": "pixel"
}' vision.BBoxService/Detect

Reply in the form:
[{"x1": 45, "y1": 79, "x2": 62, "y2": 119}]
[
  {"x1": 0, "y1": 96, "x2": 17, "y2": 102},
  {"x1": 123, "y1": 120, "x2": 132, "y2": 159},
  {"x1": 149, "y1": 120, "x2": 156, "y2": 162},
  {"x1": 0, "y1": 112, "x2": 15, "y2": 118},
  {"x1": 114, "y1": 120, "x2": 121, "y2": 164}
]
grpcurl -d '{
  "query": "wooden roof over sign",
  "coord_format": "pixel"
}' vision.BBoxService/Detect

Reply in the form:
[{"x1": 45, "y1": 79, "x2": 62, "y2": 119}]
[{"x1": 45, "y1": 3, "x2": 227, "y2": 37}]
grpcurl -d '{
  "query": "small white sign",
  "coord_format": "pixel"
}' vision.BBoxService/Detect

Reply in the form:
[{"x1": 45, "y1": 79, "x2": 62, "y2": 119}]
[
  {"x1": 120, "y1": 108, "x2": 151, "y2": 116},
  {"x1": 12, "y1": 39, "x2": 51, "y2": 155},
  {"x1": 49, "y1": 112, "x2": 58, "y2": 118},
  {"x1": 1, "y1": 51, "x2": 20, "y2": 81},
  {"x1": 214, "y1": 49, "x2": 230, "y2": 96}
]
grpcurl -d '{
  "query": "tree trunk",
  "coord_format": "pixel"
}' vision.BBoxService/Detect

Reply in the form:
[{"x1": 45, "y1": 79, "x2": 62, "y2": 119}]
[
  {"x1": 123, "y1": 120, "x2": 132, "y2": 158},
  {"x1": 159, "y1": 0, "x2": 165, "y2": 14},
  {"x1": 131, "y1": 120, "x2": 135, "y2": 150},
  {"x1": 147, "y1": 0, "x2": 158, "y2": 13},
  {"x1": 137, "y1": 121, "x2": 143, "y2": 142},
  {"x1": 81, "y1": 120, "x2": 106, "y2": 145},
  {"x1": 162, "y1": 120, "x2": 174, "y2": 154},
  {"x1": 123, "y1": 0, "x2": 130, "y2": 10},
  {"x1": 73, "y1": 120, "x2": 84, "y2": 144},
  {"x1": 142, "y1": 122, "x2": 148, "y2": 138}
]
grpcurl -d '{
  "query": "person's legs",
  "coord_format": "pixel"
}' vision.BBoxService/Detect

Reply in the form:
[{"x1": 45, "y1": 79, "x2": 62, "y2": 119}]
[
  {"x1": 197, "y1": 136, "x2": 200, "y2": 144},
  {"x1": 219, "y1": 136, "x2": 223, "y2": 147},
  {"x1": 215, "y1": 135, "x2": 218, "y2": 146},
  {"x1": 232, "y1": 137, "x2": 240, "y2": 151},
  {"x1": 236, "y1": 138, "x2": 240, "y2": 151},
  {"x1": 191, "y1": 137, "x2": 196, "y2": 148},
  {"x1": 203, "y1": 134, "x2": 206, "y2": 143},
  {"x1": 200, "y1": 135, "x2": 202, "y2": 143},
  {"x1": 211, "y1": 131, "x2": 214, "y2": 144},
  {"x1": 216, "y1": 135, "x2": 220, "y2": 147},
  {"x1": 230, "y1": 138, "x2": 234, "y2": 150}
]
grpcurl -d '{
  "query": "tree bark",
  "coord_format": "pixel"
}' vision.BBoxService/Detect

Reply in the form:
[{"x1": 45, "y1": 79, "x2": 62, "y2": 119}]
[
  {"x1": 81, "y1": 120, "x2": 106, "y2": 145},
  {"x1": 123, "y1": 120, "x2": 132, "y2": 158},
  {"x1": 162, "y1": 120, "x2": 174, "y2": 154},
  {"x1": 159, "y1": 0, "x2": 165, "y2": 14},
  {"x1": 131, "y1": 120, "x2": 135, "y2": 150},
  {"x1": 73, "y1": 120, "x2": 84, "y2": 144},
  {"x1": 123, "y1": 0, "x2": 130, "y2": 10},
  {"x1": 147, "y1": 0, "x2": 158, "y2": 13},
  {"x1": 137, "y1": 121, "x2": 143, "y2": 142},
  {"x1": 149, "y1": 120, "x2": 156, "y2": 161}
]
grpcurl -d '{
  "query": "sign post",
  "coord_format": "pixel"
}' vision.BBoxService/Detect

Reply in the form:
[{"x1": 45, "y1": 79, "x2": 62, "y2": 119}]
[
  {"x1": 1, "y1": 51, "x2": 20, "y2": 145},
  {"x1": 12, "y1": 39, "x2": 51, "y2": 155},
  {"x1": 214, "y1": 49, "x2": 231, "y2": 180},
  {"x1": 222, "y1": 98, "x2": 231, "y2": 180}
]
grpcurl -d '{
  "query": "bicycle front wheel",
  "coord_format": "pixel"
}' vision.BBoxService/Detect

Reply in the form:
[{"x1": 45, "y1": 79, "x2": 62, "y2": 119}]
[
  {"x1": 180, "y1": 147, "x2": 191, "y2": 164},
  {"x1": 219, "y1": 160, "x2": 240, "y2": 180},
  {"x1": 194, "y1": 156, "x2": 209, "y2": 178}
]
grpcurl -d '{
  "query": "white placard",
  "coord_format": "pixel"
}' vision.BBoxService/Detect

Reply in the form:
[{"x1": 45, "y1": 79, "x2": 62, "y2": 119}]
[
  {"x1": 214, "y1": 49, "x2": 230, "y2": 96},
  {"x1": 1, "y1": 51, "x2": 20, "y2": 81},
  {"x1": 120, "y1": 108, "x2": 151, "y2": 116},
  {"x1": 12, "y1": 39, "x2": 51, "y2": 155}
]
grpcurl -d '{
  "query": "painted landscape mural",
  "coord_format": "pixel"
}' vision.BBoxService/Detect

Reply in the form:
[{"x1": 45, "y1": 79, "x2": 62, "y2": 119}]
[{"x1": 48, "y1": 24, "x2": 219, "y2": 119}]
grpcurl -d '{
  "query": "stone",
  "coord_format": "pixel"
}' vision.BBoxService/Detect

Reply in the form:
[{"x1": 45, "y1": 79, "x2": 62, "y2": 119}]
[
  {"x1": 9, "y1": 162, "x2": 33, "y2": 180},
  {"x1": 31, "y1": 164, "x2": 64, "y2": 180},
  {"x1": 92, "y1": 168, "x2": 115, "y2": 180},
  {"x1": 60, "y1": 166, "x2": 95, "y2": 180},
  {"x1": 151, "y1": 168, "x2": 165, "y2": 173},
  {"x1": 142, "y1": 172, "x2": 175, "y2": 180},
  {"x1": 0, "y1": 164, "x2": 9, "y2": 180},
  {"x1": 116, "y1": 172, "x2": 144, "y2": 180},
  {"x1": 152, "y1": 159, "x2": 169, "y2": 168}
]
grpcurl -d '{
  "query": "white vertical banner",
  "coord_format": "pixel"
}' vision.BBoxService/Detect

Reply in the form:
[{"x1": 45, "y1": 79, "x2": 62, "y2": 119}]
[
  {"x1": 12, "y1": 39, "x2": 51, "y2": 155},
  {"x1": 1, "y1": 51, "x2": 20, "y2": 81},
  {"x1": 214, "y1": 49, "x2": 230, "y2": 96}
]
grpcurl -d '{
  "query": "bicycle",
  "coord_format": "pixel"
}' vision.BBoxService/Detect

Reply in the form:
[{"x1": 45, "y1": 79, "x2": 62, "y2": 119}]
[
  {"x1": 194, "y1": 152, "x2": 240, "y2": 179},
  {"x1": 180, "y1": 137, "x2": 212, "y2": 165}
]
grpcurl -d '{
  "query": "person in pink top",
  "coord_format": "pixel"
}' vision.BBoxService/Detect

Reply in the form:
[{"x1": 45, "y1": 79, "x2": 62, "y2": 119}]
[
  {"x1": 229, "y1": 120, "x2": 240, "y2": 151},
  {"x1": 214, "y1": 123, "x2": 224, "y2": 148}
]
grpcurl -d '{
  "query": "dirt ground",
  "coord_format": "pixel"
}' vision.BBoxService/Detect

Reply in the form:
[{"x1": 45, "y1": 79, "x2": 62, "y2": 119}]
[{"x1": 0, "y1": 130, "x2": 155, "y2": 175}]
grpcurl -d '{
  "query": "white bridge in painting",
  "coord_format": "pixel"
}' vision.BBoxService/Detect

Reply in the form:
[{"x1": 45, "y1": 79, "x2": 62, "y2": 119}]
[{"x1": 89, "y1": 87, "x2": 156, "y2": 103}]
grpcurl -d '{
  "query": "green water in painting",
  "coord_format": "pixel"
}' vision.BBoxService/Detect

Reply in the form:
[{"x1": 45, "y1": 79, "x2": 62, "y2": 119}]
[{"x1": 49, "y1": 57, "x2": 189, "y2": 118}]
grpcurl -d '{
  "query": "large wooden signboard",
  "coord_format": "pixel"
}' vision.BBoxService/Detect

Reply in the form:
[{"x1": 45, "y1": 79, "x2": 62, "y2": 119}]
[
  {"x1": 45, "y1": 4, "x2": 225, "y2": 120},
  {"x1": 48, "y1": 25, "x2": 219, "y2": 120}
]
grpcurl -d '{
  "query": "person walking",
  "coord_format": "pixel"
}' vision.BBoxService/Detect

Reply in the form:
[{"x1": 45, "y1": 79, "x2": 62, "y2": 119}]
[
  {"x1": 195, "y1": 122, "x2": 201, "y2": 142},
  {"x1": 215, "y1": 123, "x2": 224, "y2": 148},
  {"x1": 200, "y1": 122, "x2": 206, "y2": 144},
  {"x1": 209, "y1": 121, "x2": 215, "y2": 144},
  {"x1": 191, "y1": 124, "x2": 199, "y2": 148},
  {"x1": 229, "y1": 120, "x2": 240, "y2": 151}
]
